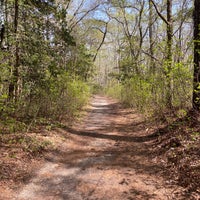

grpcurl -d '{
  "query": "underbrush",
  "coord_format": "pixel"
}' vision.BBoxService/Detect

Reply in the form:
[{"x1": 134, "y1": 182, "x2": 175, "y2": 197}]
[
  {"x1": 0, "y1": 133, "x2": 52, "y2": 156},
  {"x1": 104, "y1": 81, "x2": 122, "y2": 100},
  {"x1": 18, "y1": 74, "x2": 91, "y2": 121},
  {"x1": 151, "y1": 111, "x2": 200, "y2": 196},
  {"x1": 0, "y1": 73, "x2": 92, "y2": 184},
  {"x1": 0, "y1": 74, "x2": 91, "y2": 134},
  {"x1": 105, "y1": 72, "x2": 192, "y2": 119},
  {"x1": 0, "y1": 132, "x2": 53, "y2": 185},
  {"x1": 90, "y1": 83, "x2": 104, "y2": 95}
]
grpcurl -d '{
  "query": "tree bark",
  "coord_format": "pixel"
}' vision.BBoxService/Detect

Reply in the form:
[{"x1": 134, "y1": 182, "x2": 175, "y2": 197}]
[
  {"x1": 150, "y1": 0, "x2": 173, "y2": 108},
  {"x1": 8, "y1": 0, "x2": 19, "y2": 101},
  {"x1": 149, "y1": 0, "x2": 154, "y2": 74},
  {"x1": 0, "y1": 0, "x2": 5, "y2": 48},
  {"x1": 93, "y1": 21, "x2": 108, "y2": 62},
  {"x1": 193, "y1": 0, "x2": 200, "y2": 110},
  {"x1": 166, "y1": 0, "x2": 173, "y2": 108}
]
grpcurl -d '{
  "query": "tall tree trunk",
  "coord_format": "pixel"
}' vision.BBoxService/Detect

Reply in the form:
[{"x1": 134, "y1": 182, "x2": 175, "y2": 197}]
[
  {"x1": 5, "y1": 0, "x2": 9, "y2": 47},
  {"x1": 193, "y1": 0, "x2": 200, "y2": 110},
  {"x1": 150, "y1": 0, "x2": 173, "y2": 108},
  {"x1": 0, "y1": 0, "x2": 5, "y2": 48},
  {"x1": 8, "y1": 0, "x2": 19, "y2": 101},
  {"x1": 166, "y1": 0, "x2": 173, "y2": 108},
  {"x1": 149, "y1": 0, "x2": 154, "y2": 74}
]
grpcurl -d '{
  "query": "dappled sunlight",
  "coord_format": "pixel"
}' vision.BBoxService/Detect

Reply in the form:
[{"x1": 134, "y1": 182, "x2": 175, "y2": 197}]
[{"x1": 15, "y1": 95, "x2": 187, "y2": 200}]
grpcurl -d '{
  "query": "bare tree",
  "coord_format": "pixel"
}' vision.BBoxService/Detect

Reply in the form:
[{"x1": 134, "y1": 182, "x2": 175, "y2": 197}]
[
  {"x1": 106, "y1": 0, "x2": 148, "y2": 74},
  {"x1": 66, "y1": 0, "x2": 101, "y2": 32}
]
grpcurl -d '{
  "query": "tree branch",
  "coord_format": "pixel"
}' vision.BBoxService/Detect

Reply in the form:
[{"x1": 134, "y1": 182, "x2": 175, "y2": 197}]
[
  {"x1": 93, "y1": 21, "x2": 109, "y2": 62},
  {"x1": 69, "y1": 4, "x2": 100, "y2": 32},
  {"x1": 141, "y1": 49, "x2": 162, "y2": 65},
  {"x1": 150, "y1": 0, "x2": 169, "y2": 25}
]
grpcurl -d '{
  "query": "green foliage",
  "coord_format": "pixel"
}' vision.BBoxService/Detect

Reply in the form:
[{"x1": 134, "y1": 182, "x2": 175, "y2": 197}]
[
  {"x1": 47, "y1": 74, "x2": 90, "y2": 120},
  {"x1": 105, "y1": 60, "x2": 193, "y2": 116},
  {"x1": 104, "y1": 80, "x2": 122, "y2": 99},
  {"x1": 60, "y1": 27, "x2": 76, "y2": 46},
  {"x1": 121, "y1": 76, "x2": 152, "y2": 112},
  {"x1": 171, "y1": 62, "x2": 193, "y2": 108},
  {"x1": 0, "y1": 0, "x2": 95, "y2": 133},
  {"x1": 66, "y1": 45, "x2": 94, "y2": 80},
  {"x1": 1, "y1": 133, "x2": 52, "y2": 155},
  {"x1": 118, "y1": 57, "x2": 135, "y2": 81},
  {"x1": 22, "y1": 136, "x2": 52, "y2": 155},
  {"x1": 16, "y1": 71, "x2": 90, "y2": 121},
  {"x1": 90, "y1": 83, "x2": 104, "y2": 94},
  {"x1": 0, "y1": 117, "x2": 27, "y2": 134},
  {"x1": 191, "y1": 132, "x2": 199, "y2": 141}
]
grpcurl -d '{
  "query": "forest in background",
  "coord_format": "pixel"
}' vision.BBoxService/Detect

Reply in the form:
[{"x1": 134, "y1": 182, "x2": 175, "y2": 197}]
[
  {"x1": 100, "y1": 0, "x2": 195, "y2": 115},
  {"x1": 0, "y1": 0, "x2": 199, "y2": 131}
]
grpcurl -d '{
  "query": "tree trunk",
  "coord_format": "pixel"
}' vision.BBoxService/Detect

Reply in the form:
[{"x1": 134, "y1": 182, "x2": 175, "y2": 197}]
[
  {"x1": 0, "y1": 0, "x2": 5, "y2": 48},
  {"x1": 8, "y1": 0, "x2": 19, "y2": 101},
  {"x1": 166, "y1": 0, "x2": 173, "y2": 108},
  {"x1": 150, "y1": 0, "x2": 173, "y2": 108},
  {"x1": 149, "y1": 0, "x2": 154, "y2": 74},
  {"x1": 193, "y1": 0, "x2": 200, "y2": 110}
]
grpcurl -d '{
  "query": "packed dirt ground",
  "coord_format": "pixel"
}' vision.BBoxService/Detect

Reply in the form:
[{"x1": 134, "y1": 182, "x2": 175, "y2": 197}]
[{"x1": 0, "y1": 95, "x2": 199, "y2": 199}]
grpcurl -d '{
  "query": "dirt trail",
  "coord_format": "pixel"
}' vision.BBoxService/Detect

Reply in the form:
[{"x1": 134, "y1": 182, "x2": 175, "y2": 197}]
[{"x1": 14, "y1": 95, "x2": 184, "y2": 200}]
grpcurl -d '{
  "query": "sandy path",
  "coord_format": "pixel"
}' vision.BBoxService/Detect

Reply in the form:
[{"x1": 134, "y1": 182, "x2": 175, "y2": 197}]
[{"x1": 14, "y1": 95, "x2": 183, "y2": 200}]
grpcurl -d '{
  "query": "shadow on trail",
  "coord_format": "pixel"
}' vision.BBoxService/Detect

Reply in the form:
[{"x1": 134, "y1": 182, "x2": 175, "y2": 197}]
[
  {"x1": 63, "y1": 126, "x2": 160, "y2": 143},
  {"x1": 44, "y1": 100, "x2": 199, "y2": 200},
  {"x1": 17, "y1": 96, "x2": 198, "y2": 200},
  {"x1": 43, "y1": 145, "x2": 163, "y2": 200},
  {"x1": 41, "y1": 106, "x2": 198, "y2": 199}
]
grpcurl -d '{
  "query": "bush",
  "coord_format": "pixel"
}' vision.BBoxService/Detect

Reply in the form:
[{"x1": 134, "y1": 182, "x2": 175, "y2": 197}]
[
  {"x1": 104, "y1": 80, "x2": 122, "y2": 99},
  {"x1": 105, "y1": 60, "x2": 193, "y2": 117},
  {"x1": 90, "y1": 83, "x2": 104, "y2": 94},
  {"x1": 15, "y1": 72, "x2": 90, "y2": 122},
  {"x1": 121, "y1": 76, "x2": 152, "y2": 112}
]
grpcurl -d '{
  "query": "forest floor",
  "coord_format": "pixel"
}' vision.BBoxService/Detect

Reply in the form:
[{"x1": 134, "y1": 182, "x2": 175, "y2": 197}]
[{"x1": 0, "y1": 95, "x2": 199, "y2": 200}]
